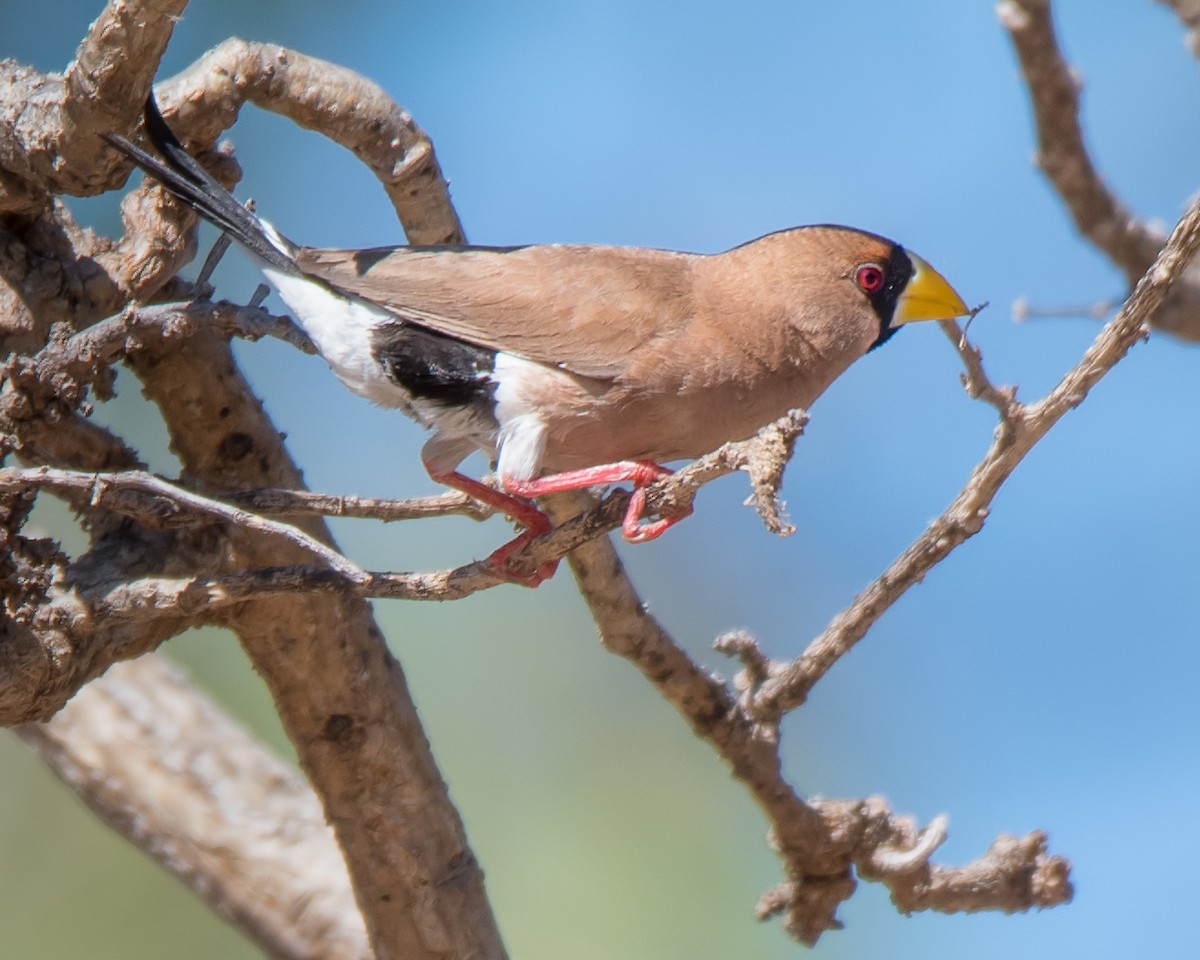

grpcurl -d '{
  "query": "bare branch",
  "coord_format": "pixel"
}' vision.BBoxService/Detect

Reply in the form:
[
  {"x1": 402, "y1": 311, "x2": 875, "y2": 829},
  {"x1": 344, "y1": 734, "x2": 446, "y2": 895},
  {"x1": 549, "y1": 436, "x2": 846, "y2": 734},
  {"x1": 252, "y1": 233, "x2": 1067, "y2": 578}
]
[
  {"x1": 1000, "y1": 0, "x2": 1200, "y2": 341},
  {"x1": 1160, "y1": 0, "x2": 1200, "y2": 58},
  {"x1": 714, "y1": 631, "x2": 774, "y2": 722},
  {"x1": 0, "y1": 0, "x2": 186, "y2": 213},
  {"x1": 1012, "y1": 295, "x2": 1119, "y2": 322},
  {"x1": 501, "y1": 408, "x2": 809, "y2": 580},
  {"x1": 0, "y1": 411, "x2": 815, "y2": 663},
  {"x1": 147, "y1": 40, "x2": 463, "y2": 245},
  {"x1": 556, "y1": 514, "x2": 1071, "y2": 943},
  {"x1": 20, "y1": 656, "x2": 371, "y2": 960},
  {"x1": 997, "y1": 0, "x2": 1162, "y2": 277},
  {"x1": 224, "y1": 486, "x2": 493, "y2": 523},
  {"x1": 0, "y1": 298, "x2": 302, "y2": 480},
  {"x1": 0, "y1": 406, "x2": 814, "y2": 707},
  {"x1": 193, "y1": 231, "x2": 233, "y2": 295},
  {"x1": 877, "y1": 830, "x2": 1072, "y2": 915},
  {"x1": 754, "y1": 189, "x2": 1200, "y2": 722},
  {"x1": 2, "y1": 466, "x2": 370, "y2": 584},
  {"x1": 755, "y1": 802, "x2": 1068, "y2": 932},
  {"x1": 937, "y1": 312, "x2": 1019, "y2": 418}
]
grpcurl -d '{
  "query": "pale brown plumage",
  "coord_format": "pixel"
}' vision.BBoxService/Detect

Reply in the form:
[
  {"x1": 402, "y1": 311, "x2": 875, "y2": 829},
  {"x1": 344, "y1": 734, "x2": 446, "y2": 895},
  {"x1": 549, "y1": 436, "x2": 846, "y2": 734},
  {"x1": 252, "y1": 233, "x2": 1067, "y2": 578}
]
[
  {"x1": 104, "y1": 97, "x2": 970, "y2": 584},
  {"x1": 298, "y1": 228, "x2": 885, "y2": 378},
  {"x1": 296, "y1": 228, "x2": 915, "y2": 470}
]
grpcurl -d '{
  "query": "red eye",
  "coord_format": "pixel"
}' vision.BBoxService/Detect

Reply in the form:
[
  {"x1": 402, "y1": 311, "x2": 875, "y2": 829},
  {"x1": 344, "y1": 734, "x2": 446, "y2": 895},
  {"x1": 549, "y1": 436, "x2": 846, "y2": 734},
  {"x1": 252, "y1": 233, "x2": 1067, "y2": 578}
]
[{"x1": 855, "y1": 264, "x2": 886, "y2": 294}]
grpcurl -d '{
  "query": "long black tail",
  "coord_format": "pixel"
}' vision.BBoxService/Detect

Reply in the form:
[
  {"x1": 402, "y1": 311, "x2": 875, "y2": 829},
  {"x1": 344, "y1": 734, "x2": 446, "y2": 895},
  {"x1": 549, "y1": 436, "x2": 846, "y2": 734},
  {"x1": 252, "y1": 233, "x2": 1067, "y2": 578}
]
[{"x1": 102, "y1": 96, "x2": 298, "y2": 274}]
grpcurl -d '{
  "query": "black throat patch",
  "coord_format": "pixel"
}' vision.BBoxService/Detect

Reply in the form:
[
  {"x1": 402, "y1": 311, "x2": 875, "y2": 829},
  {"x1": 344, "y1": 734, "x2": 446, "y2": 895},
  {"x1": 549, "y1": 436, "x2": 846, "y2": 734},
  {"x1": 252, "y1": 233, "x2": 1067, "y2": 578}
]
[{"x1": 866, "y1": 245, "x2": 915, "y2": 351}]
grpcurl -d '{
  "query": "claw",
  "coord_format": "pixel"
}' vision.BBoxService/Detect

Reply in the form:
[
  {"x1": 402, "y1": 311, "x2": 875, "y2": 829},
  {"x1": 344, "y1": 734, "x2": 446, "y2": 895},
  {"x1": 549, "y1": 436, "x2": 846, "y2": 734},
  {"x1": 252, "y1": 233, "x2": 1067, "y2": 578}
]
[
  {"x1": 426, "y1": 466, "x2": 559, "y2": 586},
  {"x1": 622, "y1": 483, "x2": 693, "y2": 542},
  {"x1": 504, "y1": 459, "x2": 691, "y2": 545},
  {"x1": 429, "y1": 456, "x2": 690, "y2": 586},
  {"x1": 483, "y1": 530, "x2": 559, "y2": 587}
]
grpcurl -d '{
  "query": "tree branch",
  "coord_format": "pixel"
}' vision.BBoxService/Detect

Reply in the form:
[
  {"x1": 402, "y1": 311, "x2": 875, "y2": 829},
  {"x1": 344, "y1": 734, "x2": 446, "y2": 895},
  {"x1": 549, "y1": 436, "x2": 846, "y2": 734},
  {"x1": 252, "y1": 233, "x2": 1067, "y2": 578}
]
[
  {"x1": 997, "y1": 0, "x2": 1162, "y2": 278},
  {"x1": 0, "y1": 0, "x2": 186, "y2": 213},
  {"x1": 937, "y1": 311, "x2": 1019, "y2": 418},
  {"x1": 3, "y1": 15, "x2": 503, "y2": 957},
  {"x1": 1159, "y1": 0, "x2": 1200, "y2": 58},
  {"x1": 224, "y1": 486, "x2": 492, "y2": 523},
  {"x1": 754, "y1": 187, "x2": 1200, "y2": 721},
  {"x1": 145, "y1": 40, "x2": 463, "y2": 246},
  {"x1": 19, "y1": 656, "x2": 371, "y2": 960},
  {"x1": 999, "y1": 0, "x2": 1200, "y2": 340},
  {"x1": 1, "y1": 466, "x2": 370, "y2": 584},
  {"x1": 125, "y1": 311, "x2": 501, "y2": 960},
  {"x1": 550, "y1": 490, "x2": 1071, "y2": 944},
  {"x1": 0, "y1": 403, "x2": 813, "y2": 721}
]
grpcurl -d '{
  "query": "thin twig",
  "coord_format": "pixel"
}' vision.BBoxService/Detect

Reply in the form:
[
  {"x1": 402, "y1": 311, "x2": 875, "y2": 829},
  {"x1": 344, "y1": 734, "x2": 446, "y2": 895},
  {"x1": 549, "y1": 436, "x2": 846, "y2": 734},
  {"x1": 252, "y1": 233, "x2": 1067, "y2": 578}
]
[
  {"x1": 553, "y1": 495, "x2": 1070, "y2": 943},
  {"x1": 997, "y1": 0, "x2": 1162, "y2": 280},
  {"x1": 155, "y1": 40, "x2": 464, "y2": 245},
  {"x1": 19, "y1": 657, "x2": 372, "y2": 960},
  {"x1": 5, "y1": 300, "x2": 313, "y2": 415},
  {"x1": 222, "y1": 487, "x2": 492, "y2": 523},
  {"x1": 752, "y1": 189, "x2": 1200, "y2": 723},
  {"x1": 193, "y1": 233, "x2": 232, "y2": 298},
  {"x1": 1, "y1": 467, "x2": 369, "y2": 585},
  {"x1": 1161, "y1": 0, "x2": 1200, "y2": 58},
  {"x1": 1011, "y1": 295, "x2": 1119, "y2": 322},
  {"x1": 936, "y1": 314, "x2": 1019, "y2": 418},
  {"x1": 248, "y1": 283, "x2": 271, "y2": 308},
  {"x1": 1000, "y1": 0, "x2": 1200, "y2": 343}
]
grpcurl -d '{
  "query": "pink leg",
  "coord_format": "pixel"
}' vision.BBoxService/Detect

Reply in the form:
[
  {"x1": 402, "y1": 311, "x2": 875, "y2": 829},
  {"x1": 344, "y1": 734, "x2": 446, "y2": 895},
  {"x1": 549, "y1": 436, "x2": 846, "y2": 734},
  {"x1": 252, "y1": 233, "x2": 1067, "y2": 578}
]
[
  {"x1": 426, "y1": 467, "x2": 559, "y2": 587},
  {"x1": 503, "y1": 460, "x2": 692, "y2": 543}
]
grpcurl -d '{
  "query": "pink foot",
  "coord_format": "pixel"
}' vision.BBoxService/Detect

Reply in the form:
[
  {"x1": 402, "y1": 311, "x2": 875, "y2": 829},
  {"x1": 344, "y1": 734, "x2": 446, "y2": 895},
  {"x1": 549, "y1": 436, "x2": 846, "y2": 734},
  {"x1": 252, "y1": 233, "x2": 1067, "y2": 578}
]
[
  {"x1": 622, "y1": 484, "x2": 694, "y2": 542},
  {"x1": 427, "y1": 467, "x2": 557, "y2": 586},
  {"x1": 504, "y1": 459, "x2": 690, "y2": 543},
  {"x1": 483, "y1": 528, "x2": 560, "y2": 587}
]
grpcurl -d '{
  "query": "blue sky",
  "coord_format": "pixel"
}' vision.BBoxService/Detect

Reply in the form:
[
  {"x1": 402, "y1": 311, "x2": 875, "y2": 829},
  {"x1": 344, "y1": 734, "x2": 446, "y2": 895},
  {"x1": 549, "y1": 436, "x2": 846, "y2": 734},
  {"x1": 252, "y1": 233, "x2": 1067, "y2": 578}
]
[{"x1": 4, "y1": 2, "x2": 1200, "y2": 958}]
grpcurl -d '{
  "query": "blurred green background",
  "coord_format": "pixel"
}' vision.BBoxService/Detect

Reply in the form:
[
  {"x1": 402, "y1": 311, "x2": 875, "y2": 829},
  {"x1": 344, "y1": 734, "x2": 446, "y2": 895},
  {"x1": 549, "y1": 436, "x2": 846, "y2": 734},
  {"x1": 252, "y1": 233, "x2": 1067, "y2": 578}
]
[{"x1": 4, "y1": 1, "x2": 1199, "y2": 957}]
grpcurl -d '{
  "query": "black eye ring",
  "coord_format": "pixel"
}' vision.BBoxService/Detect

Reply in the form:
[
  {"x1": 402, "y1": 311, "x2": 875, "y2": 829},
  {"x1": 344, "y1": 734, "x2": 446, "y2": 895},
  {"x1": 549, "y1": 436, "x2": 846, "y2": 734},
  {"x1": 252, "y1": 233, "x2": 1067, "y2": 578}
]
[{"x1": 855, "y1": 263, "x2": 886, "y2": 294}]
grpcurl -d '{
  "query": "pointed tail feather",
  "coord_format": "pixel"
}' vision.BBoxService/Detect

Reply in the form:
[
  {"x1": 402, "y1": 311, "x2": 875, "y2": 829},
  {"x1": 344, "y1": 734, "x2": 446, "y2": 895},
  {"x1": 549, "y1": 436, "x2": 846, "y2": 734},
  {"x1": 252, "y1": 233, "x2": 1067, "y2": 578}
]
[{"x1": 102, "y1": 95, "x2": 298, "y2": 274}]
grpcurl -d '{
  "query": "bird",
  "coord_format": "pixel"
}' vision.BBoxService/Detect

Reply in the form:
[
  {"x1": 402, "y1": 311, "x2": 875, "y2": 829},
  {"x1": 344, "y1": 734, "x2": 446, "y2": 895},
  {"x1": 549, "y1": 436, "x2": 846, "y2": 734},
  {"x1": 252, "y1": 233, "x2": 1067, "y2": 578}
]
[{"x1": 103, "y1": 96, "x2": 969, "y2": 586}]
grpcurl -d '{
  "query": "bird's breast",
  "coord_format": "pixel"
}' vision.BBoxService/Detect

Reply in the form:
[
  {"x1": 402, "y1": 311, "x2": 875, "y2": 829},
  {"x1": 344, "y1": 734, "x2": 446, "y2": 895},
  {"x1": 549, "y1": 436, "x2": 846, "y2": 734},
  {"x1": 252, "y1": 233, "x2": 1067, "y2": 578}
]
[{"x1": 491, "y1": 353, "x2": 843, "y2": 473}]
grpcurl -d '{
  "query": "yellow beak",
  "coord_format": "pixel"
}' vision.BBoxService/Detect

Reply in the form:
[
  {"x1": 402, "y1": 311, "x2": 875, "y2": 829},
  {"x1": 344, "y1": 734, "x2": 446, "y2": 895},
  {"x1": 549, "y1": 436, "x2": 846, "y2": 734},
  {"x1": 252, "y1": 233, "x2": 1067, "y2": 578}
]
[{"x1": 892, "y1": 252, "x2": 969, "y2": 325}]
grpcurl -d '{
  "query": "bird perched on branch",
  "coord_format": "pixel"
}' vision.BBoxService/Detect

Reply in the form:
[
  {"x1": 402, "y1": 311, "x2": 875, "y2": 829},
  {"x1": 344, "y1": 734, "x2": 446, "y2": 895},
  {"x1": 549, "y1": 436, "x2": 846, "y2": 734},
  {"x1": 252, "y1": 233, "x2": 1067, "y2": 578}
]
[{"x1": 104, "y1": 96, "x2": 968, "y2": 586}]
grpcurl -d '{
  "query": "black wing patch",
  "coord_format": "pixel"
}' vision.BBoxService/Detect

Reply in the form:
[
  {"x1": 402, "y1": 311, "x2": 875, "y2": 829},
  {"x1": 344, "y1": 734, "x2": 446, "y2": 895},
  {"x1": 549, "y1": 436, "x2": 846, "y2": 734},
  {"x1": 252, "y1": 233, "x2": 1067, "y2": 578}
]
[{"x1": 371, "y1": 321, "x2": 497, "y2": 408}]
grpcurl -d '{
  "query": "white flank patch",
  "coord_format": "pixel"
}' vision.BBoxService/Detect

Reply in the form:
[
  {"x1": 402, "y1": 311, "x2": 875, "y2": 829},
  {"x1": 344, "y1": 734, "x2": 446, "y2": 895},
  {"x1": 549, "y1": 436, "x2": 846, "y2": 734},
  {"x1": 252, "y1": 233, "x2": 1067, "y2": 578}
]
[
  {"x1": 261, "y1": 266, "x2": 406, "y2": 408},
  {"x1": 493, "y1": 352, "x2": 550, "y2": 482}
]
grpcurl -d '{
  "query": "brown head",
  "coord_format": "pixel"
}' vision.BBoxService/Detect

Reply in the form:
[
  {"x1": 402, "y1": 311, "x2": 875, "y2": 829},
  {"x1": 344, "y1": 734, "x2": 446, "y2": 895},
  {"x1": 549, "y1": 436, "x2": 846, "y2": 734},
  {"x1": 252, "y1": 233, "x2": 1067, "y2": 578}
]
[
  {"x1": 678, "y1": 224, "x2": 969, "y2": 412},
  {"x1": 713, "y1": 224, "x2": 968, "y2": 357}
]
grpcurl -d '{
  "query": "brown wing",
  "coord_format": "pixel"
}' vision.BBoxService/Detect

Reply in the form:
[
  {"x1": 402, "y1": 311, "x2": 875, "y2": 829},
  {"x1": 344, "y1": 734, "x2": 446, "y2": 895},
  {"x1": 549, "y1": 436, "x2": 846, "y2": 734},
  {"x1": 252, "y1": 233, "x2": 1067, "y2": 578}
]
[{"x1": 294, "y1": 243, "x2": 699, "y2": 380}]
